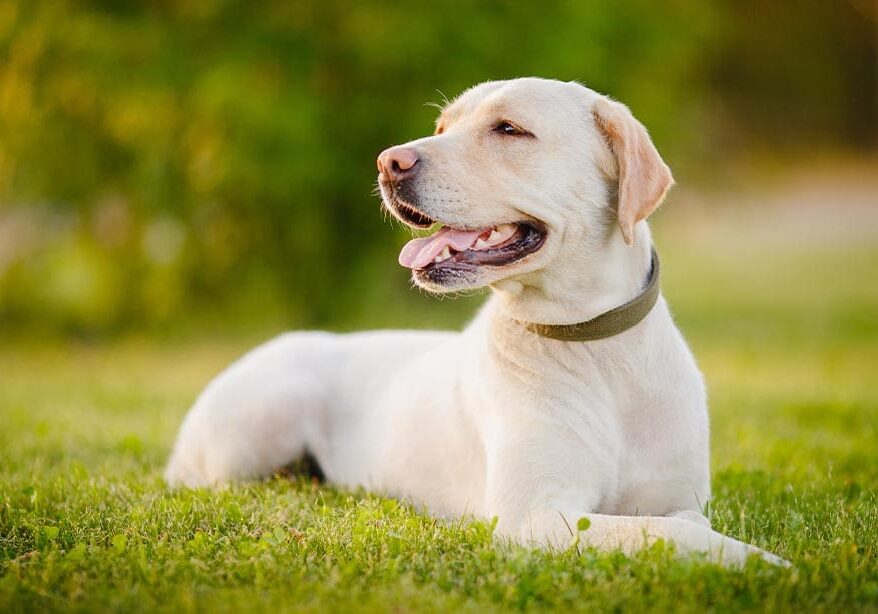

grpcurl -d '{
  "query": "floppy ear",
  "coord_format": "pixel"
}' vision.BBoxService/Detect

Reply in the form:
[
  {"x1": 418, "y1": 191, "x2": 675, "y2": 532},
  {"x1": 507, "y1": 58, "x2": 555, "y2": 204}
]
[{"x1": 592, "y1": 97, "x2": 674, "y2": 245}]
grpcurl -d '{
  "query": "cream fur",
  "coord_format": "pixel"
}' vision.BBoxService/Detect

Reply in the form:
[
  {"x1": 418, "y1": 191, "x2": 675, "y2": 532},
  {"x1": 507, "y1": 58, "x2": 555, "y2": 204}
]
[{"x1": 165, "y1": 78, "x2": 786, "y2": 567}]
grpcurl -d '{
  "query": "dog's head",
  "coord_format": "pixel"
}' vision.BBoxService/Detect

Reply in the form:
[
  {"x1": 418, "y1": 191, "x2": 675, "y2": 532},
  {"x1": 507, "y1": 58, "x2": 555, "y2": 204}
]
[{"x1": 377, "y1": 77, "x2": 673, "y2": 295}]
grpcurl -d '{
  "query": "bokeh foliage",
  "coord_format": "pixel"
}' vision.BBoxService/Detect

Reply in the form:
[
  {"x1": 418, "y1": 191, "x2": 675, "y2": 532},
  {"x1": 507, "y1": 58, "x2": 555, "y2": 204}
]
[{"x1": 0, "y1": 0, "x2": 874, "y2": 334}]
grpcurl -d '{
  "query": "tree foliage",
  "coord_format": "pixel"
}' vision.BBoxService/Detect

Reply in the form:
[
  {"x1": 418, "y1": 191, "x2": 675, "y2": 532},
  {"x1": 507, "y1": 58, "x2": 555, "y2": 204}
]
[{"x1": 0, "y1": 0, "x2": 874, "y2": 333}]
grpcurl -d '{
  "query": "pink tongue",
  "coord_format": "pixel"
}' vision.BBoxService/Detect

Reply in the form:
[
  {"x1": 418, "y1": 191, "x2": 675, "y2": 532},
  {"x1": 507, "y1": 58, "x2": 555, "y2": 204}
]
[{"x1": 398, "y1": 227, "x2": 485, "y2": 269}]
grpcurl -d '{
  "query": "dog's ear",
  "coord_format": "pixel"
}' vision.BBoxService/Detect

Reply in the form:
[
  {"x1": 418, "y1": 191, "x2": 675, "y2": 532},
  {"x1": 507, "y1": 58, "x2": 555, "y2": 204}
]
[{"x1": 592, "y1": 97, "x2": 674, "y2": 245}]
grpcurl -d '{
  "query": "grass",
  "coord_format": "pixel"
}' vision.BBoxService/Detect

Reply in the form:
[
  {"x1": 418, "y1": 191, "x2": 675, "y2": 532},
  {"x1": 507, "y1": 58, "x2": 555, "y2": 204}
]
[{"x1": 2, "y1": 206, "x2": 878, "y2": 612}]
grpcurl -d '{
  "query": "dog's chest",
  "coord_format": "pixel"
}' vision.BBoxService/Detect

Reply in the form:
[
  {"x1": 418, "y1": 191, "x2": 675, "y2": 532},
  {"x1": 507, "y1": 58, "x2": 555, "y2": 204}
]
[{"x1": 481, "y1": 329, "x2": 705, "y2": 508}]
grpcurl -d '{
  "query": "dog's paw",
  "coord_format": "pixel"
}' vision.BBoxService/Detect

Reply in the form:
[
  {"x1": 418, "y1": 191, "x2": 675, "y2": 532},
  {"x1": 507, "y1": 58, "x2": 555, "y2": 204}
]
[
  {"x1": 712, "y1": 538, "x2": 790, "y2": 568},
  {"x1": 750, "y1": 546, "x2": 791, "y2": 568}
]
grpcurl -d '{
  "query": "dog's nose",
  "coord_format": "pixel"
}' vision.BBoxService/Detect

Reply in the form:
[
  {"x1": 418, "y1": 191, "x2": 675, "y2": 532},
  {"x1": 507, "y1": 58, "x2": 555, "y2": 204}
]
[{"x1": 377, "y1": 146, "x2": 419, "y2": 181}]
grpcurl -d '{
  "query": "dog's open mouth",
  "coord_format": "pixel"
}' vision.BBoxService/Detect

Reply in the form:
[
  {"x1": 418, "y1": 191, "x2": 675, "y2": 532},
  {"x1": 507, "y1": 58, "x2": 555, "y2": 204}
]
[
  {"x1": 382, "y1": 192, "x2": 546, "y2": 273},
  {"x1": 398, "y1": 221, "x2": 545, "y2": 271},
  {"x1": 390, "y1": 199, "x2": 435, "y2": 228}
]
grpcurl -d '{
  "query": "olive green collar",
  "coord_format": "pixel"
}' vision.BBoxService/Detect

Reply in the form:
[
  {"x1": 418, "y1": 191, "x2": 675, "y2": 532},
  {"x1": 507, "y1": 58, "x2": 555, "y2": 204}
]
[{"x1": 520, "y1": 247, "x2": 660, "y2": 341}]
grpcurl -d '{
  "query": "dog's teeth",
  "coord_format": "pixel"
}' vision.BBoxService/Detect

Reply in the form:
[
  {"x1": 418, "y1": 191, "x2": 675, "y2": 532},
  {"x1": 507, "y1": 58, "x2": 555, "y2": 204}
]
[
  {"x1": 434, "y1": 246, "x2": 452, "y2": 262},
  {"x1": 474, "y1": 238, "x2": 489, "y2": 250},
  {"x1": 497, "y1": 223, "x2": 517, "y2": 236},
  {"x1": 487, "y1": 230, "x2": 502, "y2": 244}
]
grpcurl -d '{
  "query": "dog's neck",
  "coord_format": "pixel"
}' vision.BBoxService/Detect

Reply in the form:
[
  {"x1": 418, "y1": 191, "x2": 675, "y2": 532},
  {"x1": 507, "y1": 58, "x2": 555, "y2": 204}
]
[{"x1": 490, "y1": 223, "x2": 654, "y2": 327}]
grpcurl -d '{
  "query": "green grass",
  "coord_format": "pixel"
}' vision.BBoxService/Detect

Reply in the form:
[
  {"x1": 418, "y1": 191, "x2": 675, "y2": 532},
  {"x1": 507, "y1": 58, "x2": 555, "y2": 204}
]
[{"x1": 2, "y1": 216, "x2": 878, "y2": 612}]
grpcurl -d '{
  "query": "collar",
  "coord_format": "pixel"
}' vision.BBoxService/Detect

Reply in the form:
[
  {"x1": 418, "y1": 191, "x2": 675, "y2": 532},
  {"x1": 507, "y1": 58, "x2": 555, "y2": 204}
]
[{"x1": 519, "y1": 247, "x2": 660, "y2": 341}]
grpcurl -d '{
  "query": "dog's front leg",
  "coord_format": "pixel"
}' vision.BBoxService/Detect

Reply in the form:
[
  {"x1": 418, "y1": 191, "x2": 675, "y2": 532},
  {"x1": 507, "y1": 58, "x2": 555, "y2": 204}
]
[{"x1": 494, "y1": 508, "x2": 788, "y2": 567}]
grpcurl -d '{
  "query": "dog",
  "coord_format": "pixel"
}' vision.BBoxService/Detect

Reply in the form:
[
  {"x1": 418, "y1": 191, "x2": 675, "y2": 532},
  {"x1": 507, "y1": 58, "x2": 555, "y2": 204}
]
[{"x1": 165, "y1": 77, "x2": 786, "y2": 566}]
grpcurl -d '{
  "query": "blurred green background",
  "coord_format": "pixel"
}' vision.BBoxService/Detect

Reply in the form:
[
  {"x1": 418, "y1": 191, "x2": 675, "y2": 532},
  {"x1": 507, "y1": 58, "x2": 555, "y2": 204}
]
[{"x1": 0, "y1": 0, "x2": 875, "y2": 337}]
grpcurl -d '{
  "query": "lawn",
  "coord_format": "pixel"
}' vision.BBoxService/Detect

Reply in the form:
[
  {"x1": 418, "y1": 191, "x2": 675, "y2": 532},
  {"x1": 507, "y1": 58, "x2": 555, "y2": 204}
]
[{"x1": 2, "y1": 202, "x2": 877, "y2": 612}]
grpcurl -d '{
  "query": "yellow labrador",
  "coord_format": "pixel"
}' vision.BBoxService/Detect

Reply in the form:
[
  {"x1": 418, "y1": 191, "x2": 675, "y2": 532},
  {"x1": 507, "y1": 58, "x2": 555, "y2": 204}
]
[{"x1": 166, "y1": 77, "x2": 786, "y2": 566}]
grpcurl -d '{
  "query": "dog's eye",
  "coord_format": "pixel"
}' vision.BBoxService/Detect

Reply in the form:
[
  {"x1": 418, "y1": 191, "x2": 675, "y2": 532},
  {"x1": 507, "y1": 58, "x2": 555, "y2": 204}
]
[{"x1": 493, "y1": 121, "x2": 530, "y2": 137}]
